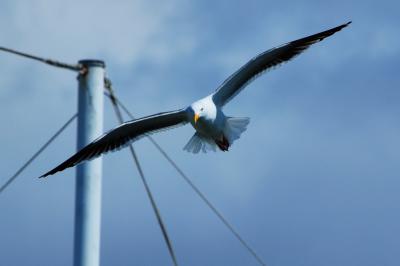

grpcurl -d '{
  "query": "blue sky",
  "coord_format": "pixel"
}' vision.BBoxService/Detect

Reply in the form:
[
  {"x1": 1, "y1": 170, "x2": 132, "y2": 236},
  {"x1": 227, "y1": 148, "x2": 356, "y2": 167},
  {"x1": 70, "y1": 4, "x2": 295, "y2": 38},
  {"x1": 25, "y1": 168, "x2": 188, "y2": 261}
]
[{"x1": 1, "y1": 0, "x2": 399, "y2": 265}]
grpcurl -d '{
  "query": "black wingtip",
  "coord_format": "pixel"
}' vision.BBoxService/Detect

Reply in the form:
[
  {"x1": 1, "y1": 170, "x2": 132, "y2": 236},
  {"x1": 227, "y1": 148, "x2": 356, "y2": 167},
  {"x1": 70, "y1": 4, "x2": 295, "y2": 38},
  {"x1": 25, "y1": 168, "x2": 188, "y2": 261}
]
[
  {"x1": 337, "y1": 21, "x2": 351, "y2": 30},
  {"x1": 38, "y1": 172, "x2": 51, "y2": 178},
  {"x1": 335, "y1": 21, "x2": 352, "y2": 31},
  {"x1": 38, "y1": 166, "x2": 64, "y2": 178}
]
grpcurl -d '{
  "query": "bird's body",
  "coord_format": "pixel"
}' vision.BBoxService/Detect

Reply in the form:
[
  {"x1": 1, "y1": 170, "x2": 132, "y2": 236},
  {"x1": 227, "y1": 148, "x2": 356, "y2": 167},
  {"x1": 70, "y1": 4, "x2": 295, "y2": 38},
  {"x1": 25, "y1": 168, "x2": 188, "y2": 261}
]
[
  {"x1": 40, "y1": 22, "x2": 351, "y2": 178},
  {"x1": 189, "y1": 96, "x2": 221, "y2": 138},
  {"x1": 187, "y1": 96, "x2": 229, "y2": 152}
]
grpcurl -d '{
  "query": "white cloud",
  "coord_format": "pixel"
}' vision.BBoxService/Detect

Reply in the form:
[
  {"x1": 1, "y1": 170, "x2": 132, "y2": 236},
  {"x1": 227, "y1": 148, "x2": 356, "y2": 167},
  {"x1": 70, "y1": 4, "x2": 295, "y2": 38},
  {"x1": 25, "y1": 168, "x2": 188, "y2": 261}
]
[{"x1": 0, "y1": 0, "x2": 197, "y2": 65}]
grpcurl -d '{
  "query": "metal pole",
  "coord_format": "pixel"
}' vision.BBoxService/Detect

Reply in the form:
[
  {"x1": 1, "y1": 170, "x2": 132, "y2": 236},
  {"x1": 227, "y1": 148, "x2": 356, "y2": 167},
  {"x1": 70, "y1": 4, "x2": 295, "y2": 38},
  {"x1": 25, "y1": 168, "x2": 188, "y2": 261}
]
[{"x1": 74, "y1": 60, "x2": 105, "y2": 266}]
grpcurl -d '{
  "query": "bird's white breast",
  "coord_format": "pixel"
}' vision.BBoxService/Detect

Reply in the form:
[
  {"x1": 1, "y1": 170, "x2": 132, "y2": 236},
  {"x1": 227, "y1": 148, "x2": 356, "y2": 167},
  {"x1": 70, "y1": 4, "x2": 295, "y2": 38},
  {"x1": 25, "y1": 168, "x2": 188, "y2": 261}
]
[{"x1": 190, "y1": 96, "x2": 226, "y2": 139}]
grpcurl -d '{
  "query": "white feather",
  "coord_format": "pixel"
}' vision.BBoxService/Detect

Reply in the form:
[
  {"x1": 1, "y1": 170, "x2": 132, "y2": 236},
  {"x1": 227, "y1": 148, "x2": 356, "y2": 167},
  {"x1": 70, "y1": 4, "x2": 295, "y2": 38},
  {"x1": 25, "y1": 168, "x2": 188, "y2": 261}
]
[
  {"x1": 183, "y1": 133, "x2": 217, "y2": 154},
  {"x1": 223, "y1": 117, "x2": 250, "y2": 144}
]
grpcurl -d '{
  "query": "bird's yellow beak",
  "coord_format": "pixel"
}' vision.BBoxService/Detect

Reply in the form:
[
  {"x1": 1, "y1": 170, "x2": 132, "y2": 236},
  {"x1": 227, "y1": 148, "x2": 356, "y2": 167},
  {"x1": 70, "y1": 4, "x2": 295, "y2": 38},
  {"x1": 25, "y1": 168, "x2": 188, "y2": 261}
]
[{"x1": 194, "y1": 113, "x2": 200, "y2": 124}]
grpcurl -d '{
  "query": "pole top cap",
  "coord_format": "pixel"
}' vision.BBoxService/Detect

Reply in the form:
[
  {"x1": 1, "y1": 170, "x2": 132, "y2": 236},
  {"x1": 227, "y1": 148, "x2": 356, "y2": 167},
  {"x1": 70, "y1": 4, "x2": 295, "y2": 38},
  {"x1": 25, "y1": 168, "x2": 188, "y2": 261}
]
[{"x1": 78, "y1": 59, "x2": 105, "y2": 68}]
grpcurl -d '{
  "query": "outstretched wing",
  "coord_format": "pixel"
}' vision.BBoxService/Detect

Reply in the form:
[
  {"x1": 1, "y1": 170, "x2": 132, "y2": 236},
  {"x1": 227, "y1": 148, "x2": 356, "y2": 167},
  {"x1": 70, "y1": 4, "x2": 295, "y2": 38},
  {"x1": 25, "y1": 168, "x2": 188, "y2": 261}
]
[
  {"x1": 212, "y1": 22, "x2": 351, "y2": 106},
  {"x1": 40, "y1": 109, "x2": 188, "y2": 178}
]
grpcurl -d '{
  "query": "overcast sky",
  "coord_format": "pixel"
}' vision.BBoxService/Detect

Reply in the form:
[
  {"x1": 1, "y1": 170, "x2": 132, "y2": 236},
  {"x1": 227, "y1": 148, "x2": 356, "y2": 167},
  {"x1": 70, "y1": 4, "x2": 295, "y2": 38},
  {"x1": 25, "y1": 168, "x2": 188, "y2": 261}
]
[{"x1": 0, "y1": 0, "x2": 399, "y2": 265}]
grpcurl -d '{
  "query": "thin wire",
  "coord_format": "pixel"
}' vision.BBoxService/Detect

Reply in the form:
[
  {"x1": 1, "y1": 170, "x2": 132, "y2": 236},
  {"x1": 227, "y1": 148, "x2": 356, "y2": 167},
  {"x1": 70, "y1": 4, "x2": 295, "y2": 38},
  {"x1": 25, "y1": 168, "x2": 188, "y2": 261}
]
[
  {"x1": 0, "y1": 46, "x2": 82, "y2": 72},
  {"x1": 104, "y1": 90, "x2": 266, "y2": 266},
  {"x1": 104, "y1": 79, "x2": 178, "y2": 266},
  {"x1": 145, "y1": 140, "x2": 266, "y2": 266},
  {"x1": 0, "y1": 113, "x2": 78, "y2": 195}
]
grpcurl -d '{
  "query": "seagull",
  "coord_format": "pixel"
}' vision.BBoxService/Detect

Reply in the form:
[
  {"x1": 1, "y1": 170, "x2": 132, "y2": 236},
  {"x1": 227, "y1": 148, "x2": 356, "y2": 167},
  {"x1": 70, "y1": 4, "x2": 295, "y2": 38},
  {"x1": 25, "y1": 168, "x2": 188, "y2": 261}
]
[{"x1": 40, "y1": 22, "x2": 351, "y2": 178}]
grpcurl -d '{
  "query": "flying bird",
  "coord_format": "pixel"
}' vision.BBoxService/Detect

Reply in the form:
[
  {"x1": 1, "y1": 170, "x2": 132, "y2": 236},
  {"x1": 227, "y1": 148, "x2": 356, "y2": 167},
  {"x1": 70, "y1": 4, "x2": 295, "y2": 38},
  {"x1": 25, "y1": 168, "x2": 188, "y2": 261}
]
[{"x1": 40, "y1": 21, "x2": 351, "y2": 178}]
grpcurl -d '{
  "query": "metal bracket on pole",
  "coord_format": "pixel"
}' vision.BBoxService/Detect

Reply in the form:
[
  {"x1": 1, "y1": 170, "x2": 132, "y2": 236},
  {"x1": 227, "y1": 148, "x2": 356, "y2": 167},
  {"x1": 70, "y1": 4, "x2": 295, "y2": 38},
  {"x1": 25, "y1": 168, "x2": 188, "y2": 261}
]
[{"x1": 74, "y1": 59, "x2": 105, "y2": 266}]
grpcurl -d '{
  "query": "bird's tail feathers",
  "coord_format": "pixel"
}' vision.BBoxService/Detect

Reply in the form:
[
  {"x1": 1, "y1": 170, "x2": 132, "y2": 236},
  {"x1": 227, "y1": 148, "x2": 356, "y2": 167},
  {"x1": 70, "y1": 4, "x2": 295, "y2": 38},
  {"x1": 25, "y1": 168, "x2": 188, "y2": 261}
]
[
  {"x1": 183, "y1": 133, "x2": 217, "y2": 154},
  {"x1": 224, "y1": 117, "x2": 250, "y2": 144}
]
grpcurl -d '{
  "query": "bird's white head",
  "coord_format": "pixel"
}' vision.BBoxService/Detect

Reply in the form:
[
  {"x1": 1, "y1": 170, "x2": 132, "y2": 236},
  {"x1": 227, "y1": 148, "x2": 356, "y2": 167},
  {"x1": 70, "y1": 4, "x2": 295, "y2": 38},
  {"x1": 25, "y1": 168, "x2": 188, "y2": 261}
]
[{"x1": 188, "y1": 96, "x2": 217, "y2": 124}]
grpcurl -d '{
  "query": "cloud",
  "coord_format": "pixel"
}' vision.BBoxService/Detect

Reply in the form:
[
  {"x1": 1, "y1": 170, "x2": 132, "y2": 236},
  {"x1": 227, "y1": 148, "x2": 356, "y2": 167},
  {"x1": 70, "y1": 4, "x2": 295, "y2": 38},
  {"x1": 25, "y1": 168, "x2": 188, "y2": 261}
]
[{"x1": 0, "y1": 0, "x2": 197, "y2": 66}]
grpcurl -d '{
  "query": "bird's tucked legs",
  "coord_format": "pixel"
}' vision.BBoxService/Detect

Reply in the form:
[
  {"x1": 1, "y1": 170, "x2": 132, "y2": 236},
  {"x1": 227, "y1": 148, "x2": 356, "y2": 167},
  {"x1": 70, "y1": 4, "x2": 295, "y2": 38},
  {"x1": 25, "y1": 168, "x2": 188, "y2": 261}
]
[{"x1": 216, "y1": 135, "x2": 229, "y2": 151}]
